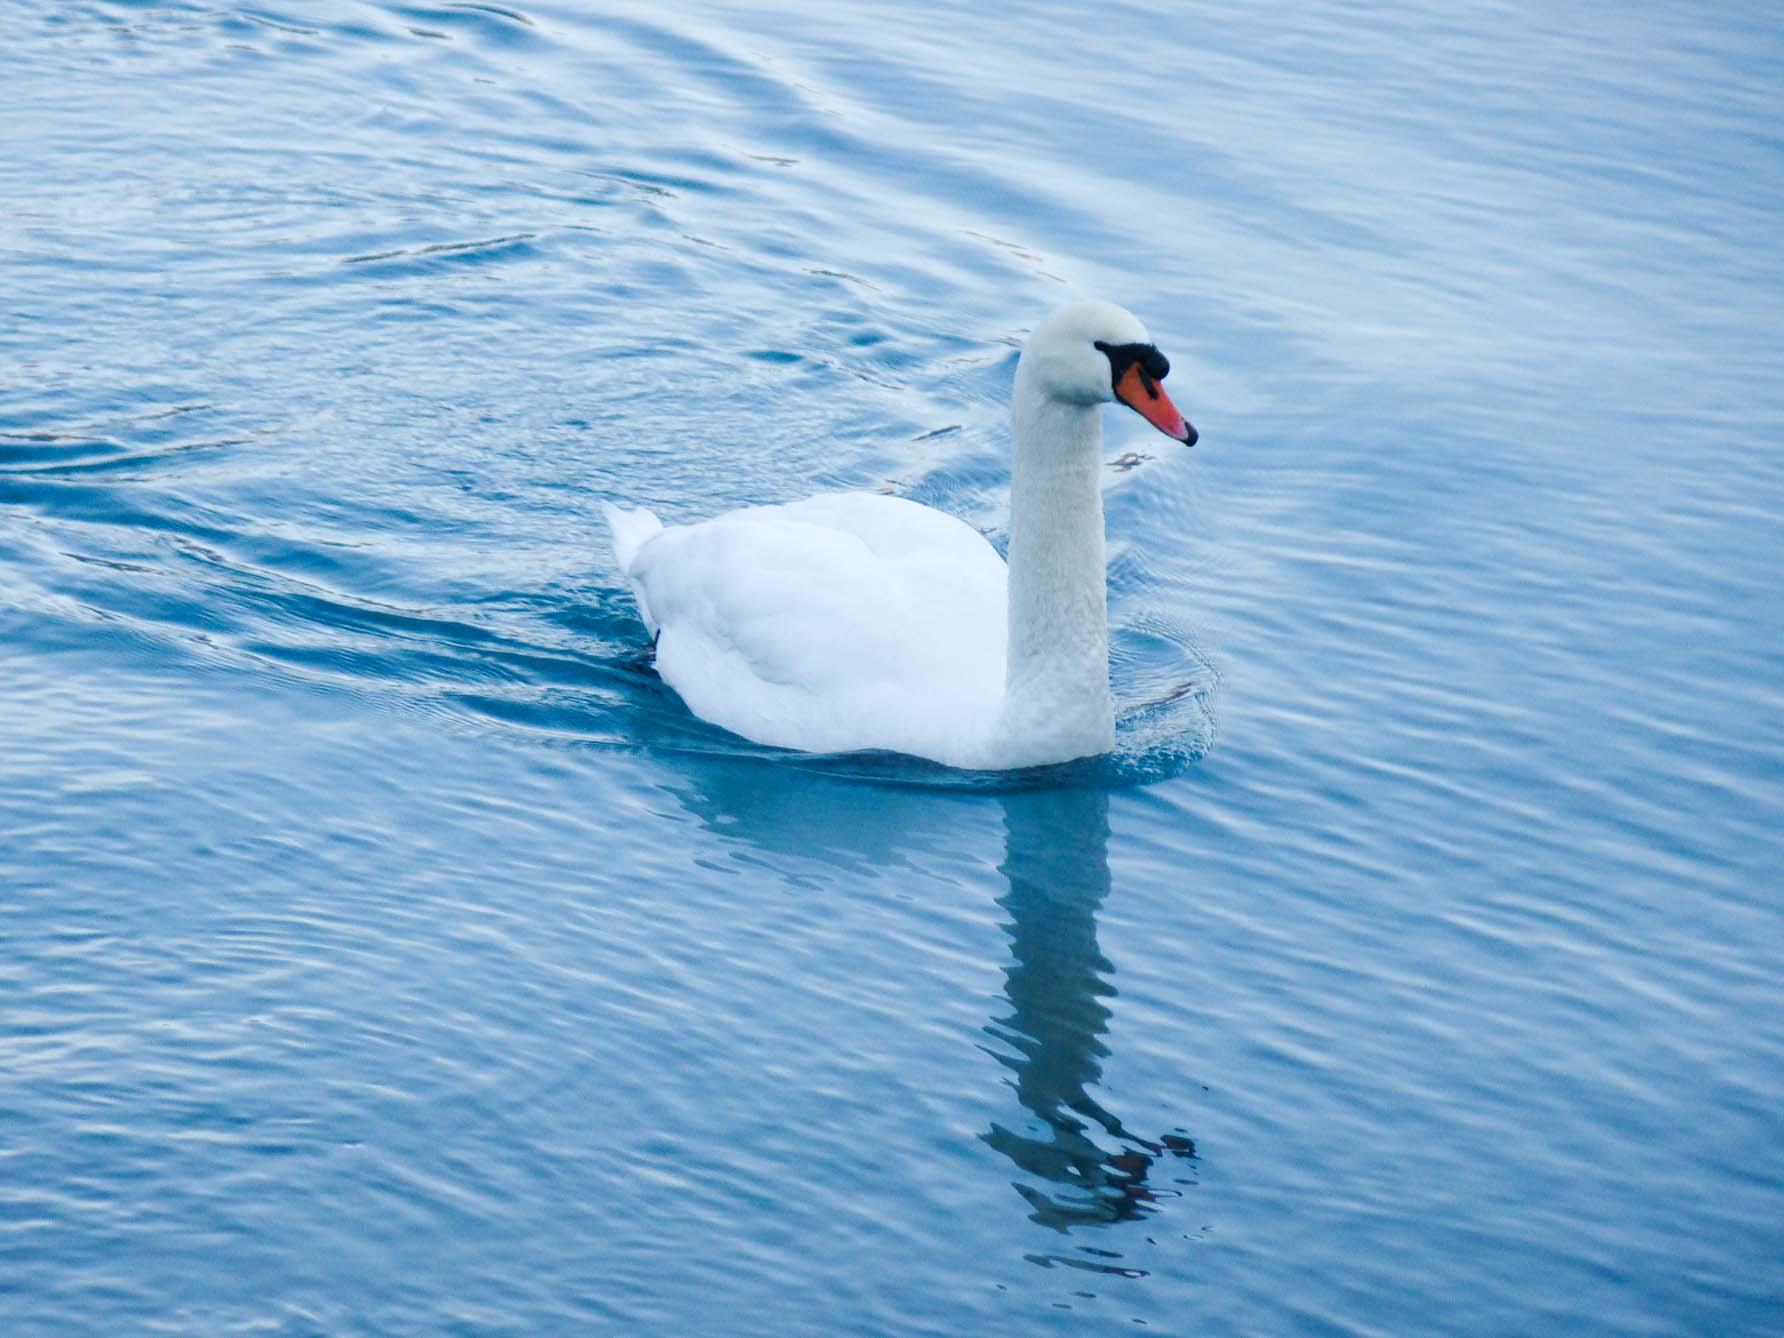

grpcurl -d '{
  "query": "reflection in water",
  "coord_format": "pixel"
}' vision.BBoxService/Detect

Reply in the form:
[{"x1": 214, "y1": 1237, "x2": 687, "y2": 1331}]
[
  {"x1": 985, "y1": 788, "x2": 1196, "y2": 1234},
  {"x1": 652, "y1": 758, "x2": 1197, "y2": 1255}
]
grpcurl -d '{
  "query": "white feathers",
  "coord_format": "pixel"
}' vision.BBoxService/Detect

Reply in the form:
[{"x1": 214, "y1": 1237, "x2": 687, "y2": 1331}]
[
  {"x1": 601, "y1": 502, "x2": 665, "y2": 634},
  {"x1": 614, "y1": 493, "x2": 1007, "y2": 766}
]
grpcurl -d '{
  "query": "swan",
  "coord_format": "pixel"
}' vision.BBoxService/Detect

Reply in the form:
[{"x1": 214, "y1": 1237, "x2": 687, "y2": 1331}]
[{"x1": 605, "y1": 300, "x2": 1197, "y2": 770}]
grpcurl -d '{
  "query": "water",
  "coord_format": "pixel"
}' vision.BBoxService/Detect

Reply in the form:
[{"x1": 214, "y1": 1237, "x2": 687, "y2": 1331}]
[{"x1": 3, "y1": 1, "x2": 1780, "y2": 1332}]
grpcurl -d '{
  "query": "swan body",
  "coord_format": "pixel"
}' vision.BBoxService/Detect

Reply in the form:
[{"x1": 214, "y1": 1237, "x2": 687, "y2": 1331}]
[{"x1": 607, "y1": 301, "x2": 1196, "y2": 771}]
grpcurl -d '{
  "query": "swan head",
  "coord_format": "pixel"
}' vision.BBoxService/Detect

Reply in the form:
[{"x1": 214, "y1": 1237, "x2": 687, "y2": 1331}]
[{"x1": 1020, "y1": 300, "x2": 1198, "y2": 446}]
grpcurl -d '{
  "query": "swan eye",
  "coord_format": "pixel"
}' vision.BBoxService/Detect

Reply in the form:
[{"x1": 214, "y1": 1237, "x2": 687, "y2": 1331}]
[{"x1": 1093, "y1": 340, "x2": 1169, "y2": 390}]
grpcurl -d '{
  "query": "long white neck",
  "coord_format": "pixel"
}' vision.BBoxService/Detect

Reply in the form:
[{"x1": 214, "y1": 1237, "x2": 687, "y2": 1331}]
[{"x1": 992, "y1": 366, "x2": 1116, "y2": 767}]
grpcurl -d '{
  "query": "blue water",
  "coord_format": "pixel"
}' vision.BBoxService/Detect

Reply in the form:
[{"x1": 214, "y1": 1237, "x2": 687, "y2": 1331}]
[{"x1": 4, "y1": 1, "x2": 1781, "y2": 1332}]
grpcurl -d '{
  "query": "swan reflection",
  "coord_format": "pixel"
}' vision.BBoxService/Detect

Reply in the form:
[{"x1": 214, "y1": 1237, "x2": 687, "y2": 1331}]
[
  {"x1": 650, "y1": 757, "x2": 1195, "y2": 1236},
  {"x1": 985, "y1": 787, "x2": 1195, "y2": 1229}
]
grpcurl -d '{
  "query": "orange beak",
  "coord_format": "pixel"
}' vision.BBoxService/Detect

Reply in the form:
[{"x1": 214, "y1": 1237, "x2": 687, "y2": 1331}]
[{"x1": 1115, "y1": 363, "x2": 1197, "y2": 445}]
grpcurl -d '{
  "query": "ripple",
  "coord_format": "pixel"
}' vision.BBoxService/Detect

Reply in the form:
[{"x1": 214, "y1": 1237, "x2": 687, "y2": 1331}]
[{"x1": 338, "y1": 232, "x2": 542, "y2": 272}]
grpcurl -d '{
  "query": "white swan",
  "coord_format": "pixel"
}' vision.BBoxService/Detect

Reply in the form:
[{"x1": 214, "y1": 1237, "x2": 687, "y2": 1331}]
[{"x1": 605, "y1": 300, "x2": 1197, "y2": 770}]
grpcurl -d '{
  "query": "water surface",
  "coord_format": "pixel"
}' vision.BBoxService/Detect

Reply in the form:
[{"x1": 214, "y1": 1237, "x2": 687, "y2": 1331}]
[{"x1": 3, "y1": 1, "x2": 1781, "y2": 1332}]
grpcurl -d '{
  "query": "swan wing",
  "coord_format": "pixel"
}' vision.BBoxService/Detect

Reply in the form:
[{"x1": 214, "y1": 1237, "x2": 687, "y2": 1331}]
[{"x1": 621, "y1": 492, "x2": 1007, "y2": 760}]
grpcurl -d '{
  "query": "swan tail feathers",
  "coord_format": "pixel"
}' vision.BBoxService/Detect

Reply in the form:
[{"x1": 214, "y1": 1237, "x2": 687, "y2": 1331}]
[
  {"x1": 604, "y1": 502, "x2": 663, "y2": 571},
  {"x1": 603, "y1": 502, "x2": 665, "y2": 636}
]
